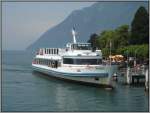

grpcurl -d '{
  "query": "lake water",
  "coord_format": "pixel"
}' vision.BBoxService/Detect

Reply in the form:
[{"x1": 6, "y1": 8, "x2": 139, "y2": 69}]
[{"x1": 2, "y1": 51, "x2": 149, "y2": 112}]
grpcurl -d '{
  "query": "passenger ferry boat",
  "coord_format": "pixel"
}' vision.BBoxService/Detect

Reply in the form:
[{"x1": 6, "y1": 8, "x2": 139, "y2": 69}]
[{"x1": 32, "y1": 28, "x2": 117, "y2": 88}]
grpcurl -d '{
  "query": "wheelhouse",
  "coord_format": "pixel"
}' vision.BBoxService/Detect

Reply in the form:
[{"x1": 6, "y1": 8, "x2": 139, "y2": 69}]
[{"x1": 66, "y1": 43, "x2": 91, "y2": 50}]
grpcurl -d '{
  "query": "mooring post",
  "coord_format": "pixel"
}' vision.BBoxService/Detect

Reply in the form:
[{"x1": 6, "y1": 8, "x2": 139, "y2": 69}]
[
  {"x1": 145, "y1": 69, "x2": 149, "y2": 91},
  {"x1": 142, "y1": 65, "x2": 145, "y2": 75},
  {"x1": 126, "y1": 67, "x2": 131, "y2": 84}
]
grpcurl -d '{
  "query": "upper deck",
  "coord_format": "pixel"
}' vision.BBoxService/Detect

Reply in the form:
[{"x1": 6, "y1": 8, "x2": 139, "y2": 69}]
[{"x1": 35, "y1": 28, "x2": 102, "y2": 59}]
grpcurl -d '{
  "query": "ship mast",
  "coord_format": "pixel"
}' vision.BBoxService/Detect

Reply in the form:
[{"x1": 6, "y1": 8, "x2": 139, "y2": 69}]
[
  {"x1": 71, "y1": 27, "x2": 77, "y2": 43},
  {"x1": 110, "y1": 40, "x2": 112, "y2": 66}
]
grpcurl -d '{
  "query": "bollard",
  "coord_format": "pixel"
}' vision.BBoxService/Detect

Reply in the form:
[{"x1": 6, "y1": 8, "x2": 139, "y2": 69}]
[
  {"x1": 142, "y1": 65, "x2": 145, "y2": 75},
  {"x1": 126, "y1": 67, "x2": 131, "y2": 84},
  {"x1": 145, "y1": 69, "x2": 149, "y2": 91}
]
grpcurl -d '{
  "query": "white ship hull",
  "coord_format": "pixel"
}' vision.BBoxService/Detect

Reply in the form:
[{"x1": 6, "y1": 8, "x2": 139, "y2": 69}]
[
  {"x1": 32, "y1": 64, "x2": 117, "y2": 88},
  {"x1": 32, "y1": 29, "x2": 119, "y2": 88}
]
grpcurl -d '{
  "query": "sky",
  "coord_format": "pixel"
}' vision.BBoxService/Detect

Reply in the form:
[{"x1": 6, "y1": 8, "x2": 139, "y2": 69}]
[{"x1": 2, "y1": 2, "x2": 95, "y2": 50}]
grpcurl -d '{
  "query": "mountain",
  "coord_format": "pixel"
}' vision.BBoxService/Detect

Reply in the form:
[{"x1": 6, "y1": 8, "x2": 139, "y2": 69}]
[{"x1": 26, "y1": 1, "x2": 148, "y2": 53}]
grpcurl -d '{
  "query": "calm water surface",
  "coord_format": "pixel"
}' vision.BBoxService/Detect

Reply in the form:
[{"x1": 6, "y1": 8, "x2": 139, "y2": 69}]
[{"x1": 2, "y1": 51, "x2": 149, "y2": 112}]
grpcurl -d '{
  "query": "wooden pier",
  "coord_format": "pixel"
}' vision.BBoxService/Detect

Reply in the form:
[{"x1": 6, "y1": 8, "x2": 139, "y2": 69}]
[{"x1": 131, "y1": 74, "x2": 145, "y2": 84}]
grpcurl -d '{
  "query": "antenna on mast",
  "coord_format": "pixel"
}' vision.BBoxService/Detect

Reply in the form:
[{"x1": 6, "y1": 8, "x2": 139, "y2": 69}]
[{"x1": 71, "y1": 27, "x2": 77, "y2": 43}]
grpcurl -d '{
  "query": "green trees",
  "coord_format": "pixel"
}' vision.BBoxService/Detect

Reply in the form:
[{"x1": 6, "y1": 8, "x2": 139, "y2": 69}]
[
  {"x1": 117, "y1": 44, "x2": 149, "y2": 59},
  {"x1": 97, "y1": 30, "x2": 115, "y2": 49},
  {"x1": 95, "y1": 25, "x2": 130, "y2": 57},
  {"x1": 114, "y1": 25, "x2": 129, "y2": 48},
  {"x1": 130, "y1": 6, "x2": 149, "y2": 44},
  {"x1": 97, "y1": 25, "x2": 129, "y2": 49},
  {"x1": 88, "y1": 33, "x2": 98, "y2": 48},
  {"x1": 87, "y1": 6, "x2": 149, "y2": 61}
]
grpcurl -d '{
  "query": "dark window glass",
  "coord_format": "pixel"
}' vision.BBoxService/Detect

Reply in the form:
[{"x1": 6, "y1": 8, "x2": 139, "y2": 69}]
[
  {"x1": 63, "y1": 58, "x2": 73, "y2": 64},
  {"x1": 95, "y1": 77, "x2": 99, "y2": 80},
  {"x1": 71, "y1": 44, "x2": 91, "y2": 50},
  {"x1": 45, "y1": 49, "x2": 46, "y2": 54},
  {"x1": 63, "y1": 58, "x2": 102, "y2": 65},
  {"x1": 57, "y1": 49, "x2": 58, "y2": 54}
]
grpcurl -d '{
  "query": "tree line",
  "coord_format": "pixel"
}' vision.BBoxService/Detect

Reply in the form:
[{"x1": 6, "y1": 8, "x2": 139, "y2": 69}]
[{"x1": 88, "y1": 6, "x2": 149, "y2": 63}]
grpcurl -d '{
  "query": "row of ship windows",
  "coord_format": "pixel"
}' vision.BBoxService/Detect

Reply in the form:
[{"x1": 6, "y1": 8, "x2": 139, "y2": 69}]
[
  {"x1": 44, "y1": 48, "x2": 59, "y2": 54},
  {"x1": 71, "y1": 44, "x2": 91, "y2": 50},
  {"x1": 33, "y1": 58, "x2": 102, "y2": 65},
  {"x1": 63, "y1": 58, "x2": 102, "y2": 65},
  {"x1": 33, "y1": 59, "x2": 60, "y2": 68}
]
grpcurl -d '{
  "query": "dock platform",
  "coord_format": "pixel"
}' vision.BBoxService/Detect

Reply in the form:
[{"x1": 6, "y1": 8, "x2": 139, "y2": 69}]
[{"x1": 131, "y1": 74, "x2": 145, "y2": 84}]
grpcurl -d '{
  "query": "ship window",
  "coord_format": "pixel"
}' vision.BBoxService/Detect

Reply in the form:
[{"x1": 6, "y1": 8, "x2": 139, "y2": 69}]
[
  {"x1": 49, "y1": 49, "x2": 51, "y2": 54},
  {"x1": 45, "y1": 49, "x2": 46, "y2": 54},
  {"x1": 56, "y1": 49, "x2": 58, "y2": 54},
  {"x1": 63, "y1": 58, "x2": 73, "y2": 64},
  {"x1": 52, "y1": 49, "x2": 53, "y2": 54},
  {"x1": 54, "y1": 49, "x2": 56, "y2": 54},
  {"x1": 46, "y1": 60, "x2": 48, "y2": 65}
]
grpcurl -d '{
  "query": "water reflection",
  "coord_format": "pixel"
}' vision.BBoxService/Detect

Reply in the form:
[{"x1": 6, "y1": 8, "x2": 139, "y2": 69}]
[{"x1": 30, "y1": 71, "x2": 149, "y2": 111}]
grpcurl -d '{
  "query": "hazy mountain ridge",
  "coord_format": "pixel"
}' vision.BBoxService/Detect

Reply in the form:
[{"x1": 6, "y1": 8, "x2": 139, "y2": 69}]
[{"x1": 26, "y1": 2, "x2": 148, "y2": 53}]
